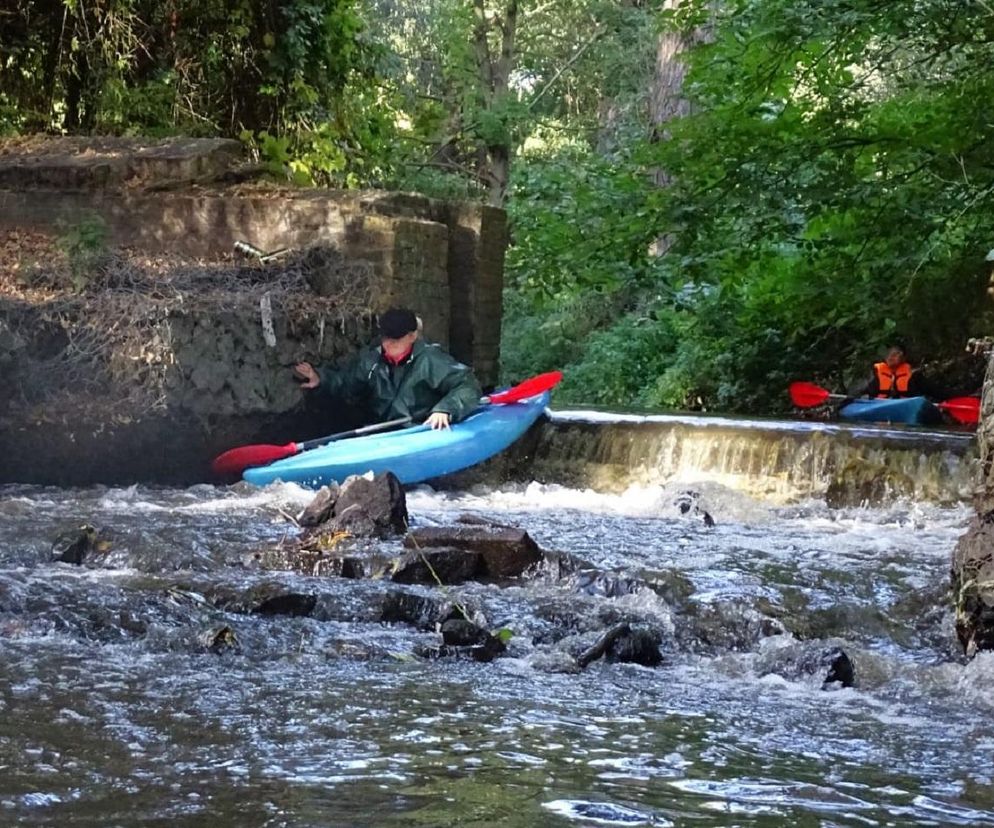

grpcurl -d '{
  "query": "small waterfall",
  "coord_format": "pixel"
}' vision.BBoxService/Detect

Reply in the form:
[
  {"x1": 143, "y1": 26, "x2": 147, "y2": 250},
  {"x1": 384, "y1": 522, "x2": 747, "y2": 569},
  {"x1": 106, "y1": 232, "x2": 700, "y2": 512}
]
[{"x1": 523, "y1": 410, "x2": 977, "y2": 504}]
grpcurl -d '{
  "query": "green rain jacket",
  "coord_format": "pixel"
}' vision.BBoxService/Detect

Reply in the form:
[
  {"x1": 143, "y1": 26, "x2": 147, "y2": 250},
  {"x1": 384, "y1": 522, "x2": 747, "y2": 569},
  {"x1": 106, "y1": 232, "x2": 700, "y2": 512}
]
[{"x1": 315, "y1": 339, "x2": 482, "y2": 424}]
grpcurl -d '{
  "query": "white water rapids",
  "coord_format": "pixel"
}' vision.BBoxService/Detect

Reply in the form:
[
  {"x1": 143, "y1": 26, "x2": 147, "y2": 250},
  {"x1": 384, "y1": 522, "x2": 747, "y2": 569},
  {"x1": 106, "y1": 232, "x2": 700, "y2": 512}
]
[{"x1": 0, "y1": 412, "x2": 990, "y2": 826}]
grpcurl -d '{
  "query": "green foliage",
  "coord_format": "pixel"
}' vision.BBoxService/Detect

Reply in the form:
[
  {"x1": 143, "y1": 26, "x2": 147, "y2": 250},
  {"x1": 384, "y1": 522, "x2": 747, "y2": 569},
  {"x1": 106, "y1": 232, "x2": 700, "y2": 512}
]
[
  {"x1": 56, "y1": 215, "x2": 108, "y2": 293},
  {"x1": 506, "y1": 145, "x2": 659, "y2": 302},
  {"x1": 505, "y1": 0, "x2": 994, "y2": 413},
  {"x1": 368, "y1": 0, "x2": 660, "y2": 203},
  {"x1": 1, "y1": 0, "x2": 392, "y2": 186},
  {"x1": 493, "y1": 627, "x2": 514, "y2": 644}
]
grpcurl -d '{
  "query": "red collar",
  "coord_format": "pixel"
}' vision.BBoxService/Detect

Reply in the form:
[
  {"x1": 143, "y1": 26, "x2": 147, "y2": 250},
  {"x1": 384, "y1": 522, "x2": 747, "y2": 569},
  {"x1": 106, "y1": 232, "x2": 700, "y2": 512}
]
[{"x1": 383, "y1": 345, "x2": 413, "y2": 366}]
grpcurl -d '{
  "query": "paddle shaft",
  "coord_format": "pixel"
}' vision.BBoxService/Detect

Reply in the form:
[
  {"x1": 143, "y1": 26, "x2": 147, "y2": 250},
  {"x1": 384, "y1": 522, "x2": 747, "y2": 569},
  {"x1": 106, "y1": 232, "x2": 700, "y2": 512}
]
[{"x1": 296, "y1": 416, "x2": 413, "y2": 452}]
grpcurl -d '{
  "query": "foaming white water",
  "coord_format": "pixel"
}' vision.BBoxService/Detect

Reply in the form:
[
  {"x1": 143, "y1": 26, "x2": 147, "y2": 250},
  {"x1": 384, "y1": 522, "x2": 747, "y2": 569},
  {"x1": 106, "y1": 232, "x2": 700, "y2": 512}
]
[
  {"x1": 408, "y1": 480, "x2": 773, "y2": 524},
  {"x1": 407, "y1": 480, "x2": 970, "y2": 534},
  {"x1": 80, "y1": 481, "x2": 318, "y2": 515}
]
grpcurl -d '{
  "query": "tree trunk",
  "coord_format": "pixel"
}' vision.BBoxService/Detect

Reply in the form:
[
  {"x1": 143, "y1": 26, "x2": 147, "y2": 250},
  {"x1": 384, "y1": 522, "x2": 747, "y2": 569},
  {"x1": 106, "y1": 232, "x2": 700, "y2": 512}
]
[
  {"x1": 472, "y1": 0, "x2": 517, "y2": 207},
  {"x1": 649, "y1": 0, "x2": 709, "y2": 187},
  {"x1": 486, "y1": 144, "x2": 510, "y2": 206},
  {"x1": 648, "y1": 0, "x2": 713, "y2": 254},
  {"x1": 63, "y1": 50, "x2": 88, "y2": 133},
  {"x1": 40, "y1": 0, "x2": 68, "y2": 129}
]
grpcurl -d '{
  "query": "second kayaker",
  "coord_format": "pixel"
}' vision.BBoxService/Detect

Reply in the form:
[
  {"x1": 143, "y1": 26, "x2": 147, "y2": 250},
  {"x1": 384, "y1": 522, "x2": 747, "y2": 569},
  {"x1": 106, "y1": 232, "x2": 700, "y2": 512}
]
[
  {"x1": 292, "y1": 308, "x2": 482, "y2": 430},
  {"x1": 850, "y1": 342, "x2": 930, "y2": 399}
]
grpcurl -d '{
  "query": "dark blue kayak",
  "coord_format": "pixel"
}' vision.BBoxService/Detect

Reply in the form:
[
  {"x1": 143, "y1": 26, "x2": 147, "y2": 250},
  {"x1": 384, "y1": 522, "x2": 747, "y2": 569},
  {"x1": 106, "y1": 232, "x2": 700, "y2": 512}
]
[
  {"x1": 243, "y1": 391, "x2": 550, "y2": 488},
  {"x1": 839, "y1": 396, "x2": 942, "y2": 426}
]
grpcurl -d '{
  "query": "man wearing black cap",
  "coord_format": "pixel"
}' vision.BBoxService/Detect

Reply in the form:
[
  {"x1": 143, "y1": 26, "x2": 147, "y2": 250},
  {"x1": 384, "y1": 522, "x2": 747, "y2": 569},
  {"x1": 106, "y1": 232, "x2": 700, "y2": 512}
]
[{"x1": 292, "y1": 308, "x2": 482, "y2": 429}]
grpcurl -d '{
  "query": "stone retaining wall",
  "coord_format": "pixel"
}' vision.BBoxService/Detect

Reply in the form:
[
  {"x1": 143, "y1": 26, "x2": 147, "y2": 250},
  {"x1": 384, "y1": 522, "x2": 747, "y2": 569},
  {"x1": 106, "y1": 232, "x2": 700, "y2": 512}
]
[
  {"x1": 0, "y1": 138, "x2": 507, "y2": 484},
  {"x1": 0, "y1": 138, "x2": 504, "y2": 374}
]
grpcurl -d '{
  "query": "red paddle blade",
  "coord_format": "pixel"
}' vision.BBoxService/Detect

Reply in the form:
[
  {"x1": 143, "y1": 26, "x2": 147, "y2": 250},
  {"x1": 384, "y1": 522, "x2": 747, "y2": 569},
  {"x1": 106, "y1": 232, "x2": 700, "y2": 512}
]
[
  {"x1": 487, "y1": 371, "x2": 563, "y2": 404},
  {"x1": 937, "y1": 396, "x2": 980, "y2": 425},
  {"x1": 211, "y1": 442, "x2": 298, "y2": 477},
  {"x1": 789, "y1": 381, "x2": 831, "y2": 408}
]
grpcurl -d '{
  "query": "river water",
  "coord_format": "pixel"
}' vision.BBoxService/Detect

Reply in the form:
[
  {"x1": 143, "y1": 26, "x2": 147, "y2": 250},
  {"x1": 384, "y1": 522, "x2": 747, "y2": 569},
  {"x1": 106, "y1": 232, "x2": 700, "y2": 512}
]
[{"x1": 1, "y1": 413, "x2": 992, "y2": 826}]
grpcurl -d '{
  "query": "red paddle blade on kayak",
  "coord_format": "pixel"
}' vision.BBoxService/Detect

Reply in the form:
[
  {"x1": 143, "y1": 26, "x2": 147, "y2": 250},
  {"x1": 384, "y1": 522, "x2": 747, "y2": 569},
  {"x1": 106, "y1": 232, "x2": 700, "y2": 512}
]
[
  {"x1": 936, "y1": 396, "x2": 980, "y2": 425},
  {"x1": 789, "y1": 381, "x2": 832, "y2": 408},
  {"x1": 487, "y1": 371, "x2": 563, "y2": 404},
  {"x1": 212, "y1": 442, "x2": 297, "y2": 477}
]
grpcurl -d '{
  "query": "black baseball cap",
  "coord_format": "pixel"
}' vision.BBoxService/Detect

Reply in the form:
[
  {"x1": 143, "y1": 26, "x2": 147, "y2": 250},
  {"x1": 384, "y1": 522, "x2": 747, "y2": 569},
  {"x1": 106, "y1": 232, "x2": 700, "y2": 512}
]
[{"x1": 378, "y1": 308, "x2": 418, "y2": 339}]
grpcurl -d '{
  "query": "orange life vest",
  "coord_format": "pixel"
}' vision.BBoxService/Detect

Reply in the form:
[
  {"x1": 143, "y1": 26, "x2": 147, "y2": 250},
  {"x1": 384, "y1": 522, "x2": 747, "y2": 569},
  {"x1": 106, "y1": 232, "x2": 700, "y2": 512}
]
[{"x1": 874, "y1": 362, "x2": 912, "y2": 398}]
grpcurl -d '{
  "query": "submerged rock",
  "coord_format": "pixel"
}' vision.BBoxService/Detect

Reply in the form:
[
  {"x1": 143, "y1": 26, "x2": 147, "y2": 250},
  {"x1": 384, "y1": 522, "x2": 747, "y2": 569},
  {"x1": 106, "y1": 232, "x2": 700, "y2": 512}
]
[
  {"x1": 50, "y1": 524, "x2": 109, "y2": 565},
  {"x1": 758, "y1": 643, "x2": 855, "y2": 689},
  {"x1": 198, "y1": 624, "x2": 239, "y2": 653},
  {"x1": 577, "y1": 623, "x2": 663, "y2": 668},
  {"x1": 391, "y1": 548, "x2": 484, "y2": 585},
  {"x1": 404, "y1": 521, "x2": 542, "y2": 579},
  {"x1": 574, "y1": 571, "x2": 646, "y2": 599},
  {"x1": 676, "y1": 599, "x2": 788, "y2": 655},
  {"x1": 674, "y1": 490, "x2": 716, "y2": 527},
  {"x1": 825, "y1": 461, "x2": 913, "y2": 508},
  {"x1": 573, "y1": 568, "x2": 694, "y2": 607},
  {"x1": 252, "y1": 592, "x2": 317, "y2": 617},
  {"x1": 379, "y1": 589, "x2": 450, "y2": 628}
]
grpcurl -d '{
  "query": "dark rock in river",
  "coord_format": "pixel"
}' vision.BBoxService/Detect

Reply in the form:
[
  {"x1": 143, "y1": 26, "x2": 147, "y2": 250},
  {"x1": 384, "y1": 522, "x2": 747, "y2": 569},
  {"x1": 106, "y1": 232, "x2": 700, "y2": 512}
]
[
  {"x1": 252, "y1": 592, "x2": 317, "y2": 617},
  {"x1": 607, "y1": 626, "x2": 664, "y2": 667},
  {"x1": 676, "y1": 599, "x2": 788, "y2": 655},
  {"x1": 296, "y1": 472, "x2": 408, "y2": 537},
  {"x1": 404, "y1": 521, "x2": 542, "y2": 579},
  {"x1": 297, "y1": 483, "x2": 340, "y2": 527},
  {"x1": 816, "y1": 646, "x2": 855, "y2": 688},
  {"x1": 391, "y1": 548, "x2": 484, "y2": 585},
  {"x1": 206, "y1": 581, "x2": 316, "y2": 616},
  {"x1": 576, "y1": 623, "x2": 626, "y2": 668},
  {"x1": 441, "y1": 618, "x2": 491, "y2": 646},
  {"x1": 333, "y1": 472, "x2": 408, "y2": 536},
  {"x1": 576, "y1": 623, "x2": 664, "y2": 668},
  {"x1": 468, "y1": 635, "x2": 507, "y2": 662},
  {"x1": 332, "y1": 503, "x2": 379, "y2": 538},
  {"x1": 416, "y1": 624, "x2": 507, "y2": 663},
  {"x1": 50, "y1": 524, "x2": 108, "y2": 565},
  {"x1": 758, "y1": 643, "x2": 855, "y2": 689},
  {"x1": 380, "y1": 589, "x2": 450, "y2": 628}
]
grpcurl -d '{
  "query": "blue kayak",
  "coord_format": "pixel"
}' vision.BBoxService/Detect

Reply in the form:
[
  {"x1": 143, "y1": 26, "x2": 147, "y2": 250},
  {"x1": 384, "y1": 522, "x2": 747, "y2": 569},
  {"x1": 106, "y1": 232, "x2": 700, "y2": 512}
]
[
  {"x1": 839, "y1": 396, "x2": 942, "y2": 426},
  {"x1": 243, "y1": 391, "x2": 551, "y2": 488}
]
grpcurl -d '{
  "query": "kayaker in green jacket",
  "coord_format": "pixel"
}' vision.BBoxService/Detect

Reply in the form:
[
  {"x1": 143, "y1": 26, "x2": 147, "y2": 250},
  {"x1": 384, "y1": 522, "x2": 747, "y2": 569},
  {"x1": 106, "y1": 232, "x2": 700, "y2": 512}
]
[{"x1": 293, "y1": 308, "x2": 482, "y2": 430}]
